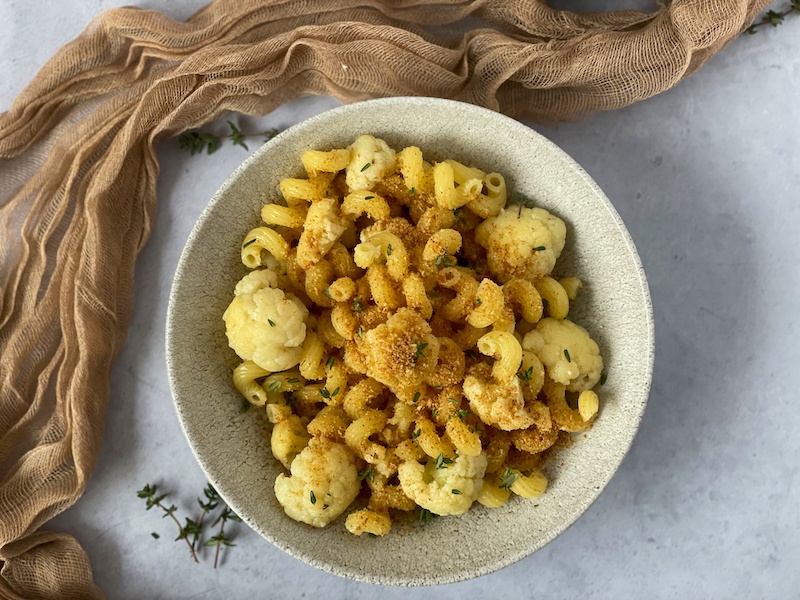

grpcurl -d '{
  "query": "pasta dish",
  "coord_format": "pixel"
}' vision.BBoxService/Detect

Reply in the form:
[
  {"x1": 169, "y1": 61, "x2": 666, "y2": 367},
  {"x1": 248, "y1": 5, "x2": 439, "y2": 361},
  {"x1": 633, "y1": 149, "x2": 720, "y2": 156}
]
[{"x1": 222, "y1": 135, "x2": 604, "y2": 535}]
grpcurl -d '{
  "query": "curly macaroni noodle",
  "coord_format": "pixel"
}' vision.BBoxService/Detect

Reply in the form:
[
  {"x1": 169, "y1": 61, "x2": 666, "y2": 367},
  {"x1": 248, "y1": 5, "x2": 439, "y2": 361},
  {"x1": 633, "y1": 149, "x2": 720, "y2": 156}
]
[{"x1": 222, "y1": 135, "x2": 605, "y2": 535}]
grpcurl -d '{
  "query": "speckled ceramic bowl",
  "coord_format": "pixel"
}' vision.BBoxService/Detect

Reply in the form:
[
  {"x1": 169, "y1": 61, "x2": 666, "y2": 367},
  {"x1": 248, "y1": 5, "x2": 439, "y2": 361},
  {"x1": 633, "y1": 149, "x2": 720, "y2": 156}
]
[{"x1": 166, "y1": 97, "x2": 654, "y2": 585}]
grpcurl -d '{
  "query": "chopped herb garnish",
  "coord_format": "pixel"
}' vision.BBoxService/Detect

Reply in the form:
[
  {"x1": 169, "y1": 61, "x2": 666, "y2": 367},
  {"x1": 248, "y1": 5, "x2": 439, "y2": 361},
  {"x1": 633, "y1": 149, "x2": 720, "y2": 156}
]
[
  {"x1": 326, "y1": 356, "x2": 335, "y2": 369},
  {"x1": 320, "y1": 387, "x2": 332, "y2": 399},
  {"x1": 357, "y1": 326, "x2": 364, "y2": 338},
  {"x1": 434, "y1": 252, "x2": 453, "y2": 267},
  {"x1": 564, "y1": 349, "x2": 571, "y2": 363},
  {"x1": 323, "y1": 287, "x2": 332, "y2": 299},
  {"x1": 267, "y1": 381, "x2": 281, "y2": 393},
  {"x1": 532, "y1": 246, "x2": 546, "y2": 252},
  {"x1": 448, "y1": 397, "x2": 458, "y2": 404},
  {"x1": 323, "y1": 504, "x2": 329, "y2": 509},
  {"x1": 499, "y1": 467, "x2": 519, "y2": 492},
  {"x1": 310, "y1": 491, "x2": 317, "y2": 504},
  {"x1": 331, "y1": 387, "x2": 340, "y2": 397},
  {"x1": 453, "y1": 208, "x2": 464, "y2": 223},
  {"x1": 151, "y1": 532, "x2": 160, "y2": 539},
  {"x1": 412, "y1": 391, "x2": 421, "y2": 403},
  {"x1": 517, "y1": 366, "x2": 533, "y2": 383},
  {"x1": 227, "y1": 120, "x2": 249, "y2": 150},
  {"x1": 358, "y1": 468, "x2": 375, "y2": 483},
  {"x1": 451, "y1": 489, "x2": 462, "y2": 495},
  {"x1": 361, "y1": 162, "x2": 371, "y2": 172},
  {"x1": 434, "y1": 453, "x2": 453, "y2": 469},
  {"x1": 287, "y1": 377, "x2": 300, "y2": 384},
  {"x1": 242, "y1": 239, "x2": 257, "y2": 248},
  {"x1": 364, "y1": 195, "x2": 375, "y2": 200},
  {"x1": 285, "y1": 395, "x2": 297, "y2": 408},
  {"x1": 411, "y1": 428, "x2": 421, "y2": 440},
  {"x1": 475, "y1": 297, "x2": 482, "y2": 306},
  {"x1": 456, "y1": 408, "x2": 471, "y2": 421},
  {"x1": 419, "y1": 508, "x2": 436, "y2": 524},
  {"x1": 600, "y1": 372, "x2": 608, "y2": 385},
  {"x1": 410, "y1": 187, "x2": 416, "y2": 196},
  {"x1": 387, "y1": 244, "x2": 393, "y2": 256},
  {"x1": 432, "y1": 408, "x2": 439, "y2": 419},
  {"x1": 267, "y1": 319, "x2": 276, "y2": 327},
  {"x1": 413, "y1": 341, "x2": 428, "y2": 363},
  {"x1": 352, "y1": 297, "x2": 364, "y2": 313}
]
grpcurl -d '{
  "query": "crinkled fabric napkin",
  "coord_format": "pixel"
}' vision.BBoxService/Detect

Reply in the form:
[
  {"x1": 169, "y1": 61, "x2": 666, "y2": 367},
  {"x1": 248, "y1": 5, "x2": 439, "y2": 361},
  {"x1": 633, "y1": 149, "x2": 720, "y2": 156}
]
[{"x1": 0, "y1": 0, "x2": 766, "y2": 597}]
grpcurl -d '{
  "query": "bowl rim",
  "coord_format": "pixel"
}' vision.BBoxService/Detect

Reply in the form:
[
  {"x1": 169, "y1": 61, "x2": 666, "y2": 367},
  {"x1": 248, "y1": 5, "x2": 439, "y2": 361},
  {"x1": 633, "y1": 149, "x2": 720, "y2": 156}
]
[{"x1": 166, "y1": 96, "x2": 655, "y2": 586}]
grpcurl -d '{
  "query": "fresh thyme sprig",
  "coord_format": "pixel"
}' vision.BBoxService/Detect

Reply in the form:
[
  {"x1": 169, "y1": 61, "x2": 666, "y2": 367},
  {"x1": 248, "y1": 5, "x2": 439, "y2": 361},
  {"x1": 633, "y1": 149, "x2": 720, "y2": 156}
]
[
  {"x1": 206, "y1": 506, "x2": 242, "y2": 569},
  {"x1": 139, "y1": 481, "x2": 242, "y2": 567},
  {"x1": 745, "y1": 0, "x2": 800, "y2": 33},
  {"x1": 193, "y1": 484, "x2": 220, "y2": 552},
  {"x1": 178, "y1": 121, "x2": 281, "y2": 155},
  {"x1": 137, "y1": 483, "x2": 199, "y2": 563}
]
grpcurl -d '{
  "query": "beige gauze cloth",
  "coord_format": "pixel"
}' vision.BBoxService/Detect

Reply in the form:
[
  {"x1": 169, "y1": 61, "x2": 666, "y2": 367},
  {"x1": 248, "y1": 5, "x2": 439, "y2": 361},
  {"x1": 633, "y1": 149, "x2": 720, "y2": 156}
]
[{"x1": 0, "y1": 0, "x2": 768, "y2": 597}]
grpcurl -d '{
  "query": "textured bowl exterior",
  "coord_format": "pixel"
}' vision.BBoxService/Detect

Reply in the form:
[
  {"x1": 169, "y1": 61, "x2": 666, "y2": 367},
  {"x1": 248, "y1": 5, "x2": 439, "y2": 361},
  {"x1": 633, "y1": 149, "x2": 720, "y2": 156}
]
[{"x1": 166, "y1": 97, "x2": 654, "y2": 585}]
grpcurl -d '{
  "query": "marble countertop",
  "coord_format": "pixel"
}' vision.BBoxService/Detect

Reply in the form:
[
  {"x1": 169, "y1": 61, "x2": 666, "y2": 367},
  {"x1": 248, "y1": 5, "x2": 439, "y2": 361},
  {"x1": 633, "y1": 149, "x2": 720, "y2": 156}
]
[{"x1": 3, "y1": 2, "x2": 798, "y2": 598}]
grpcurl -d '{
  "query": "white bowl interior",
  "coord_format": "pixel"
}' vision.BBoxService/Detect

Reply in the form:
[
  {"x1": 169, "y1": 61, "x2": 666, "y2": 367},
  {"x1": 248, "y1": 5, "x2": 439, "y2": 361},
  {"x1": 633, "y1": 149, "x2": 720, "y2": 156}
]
[{"x1": 166, "y1": 97, "x2": 653, "y2": 585}]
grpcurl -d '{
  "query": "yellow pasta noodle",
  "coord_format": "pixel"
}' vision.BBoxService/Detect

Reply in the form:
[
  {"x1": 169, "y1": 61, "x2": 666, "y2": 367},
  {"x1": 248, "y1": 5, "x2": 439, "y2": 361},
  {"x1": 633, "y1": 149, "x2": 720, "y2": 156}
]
[
  {"x1": 299, "y1": 331, "x2": 326, "y2": 380},
  {"x1": 578, "y1": 390, "x2": 600, "y2": 422},
  {"x1": 232, "y1": 361, "x2": 271, "y2": 407},
  {"x1": 241, "y1": 226, "x2": 289, "y2": 268},
  {"x1": 444, "y1": 159, "x2": 486, "y2": 184},
  {"x1": 398, "y1": 146, "x2": 424, "y2": 192},
  {"x1": 536, "y1": 276, "x2": 570, "y2": 320},
  {"x1": 477, "y1": 330, "x2": 523, "y2": 382},
  {"x1": 342, "y1": 190, "x2": 391, "y2": 220},
  {"x1": 467, "y1": 278, "x2": 505, "y2": 328},
  {"x1": 509, "y1": 469, "x2": 548, "y2": 499},
  {"x1": 476, "y1": 476, "x2": 512, "y2": 508},
  {"x1": 301, "y1": 148, "x2": 351, "y2": 176},
  {"x1": 261, "y1": 203, "x2": 306, "y2": 228},
  {"x1": 414, "y1": 417, "x2": 455, "y2": 459},
  {"x1": 558, "y1": 277, "x2": 582, "y2": 300}
]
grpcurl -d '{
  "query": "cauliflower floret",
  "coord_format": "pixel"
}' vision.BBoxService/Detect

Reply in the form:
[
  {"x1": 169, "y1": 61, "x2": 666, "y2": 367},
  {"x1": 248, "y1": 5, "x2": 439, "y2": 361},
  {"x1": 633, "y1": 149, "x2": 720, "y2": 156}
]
[
  {"x1": 296, "y1": 197, "x2": 349, "y2": 269},
  {"x1": 463, "y1": 362, "x2": 535, "y2": 431},
  {"x1": 398, "y1": 452, "x2": 487, "y2": 516},
  {"x1": 274, "y1": 439, "x2": 360, "y2": 528},
  {"x1": 358, "y1": 308, "x2": 439, "y2": 393},
  {"x1": 346, "y1": 134, "x2": 396, "y2": 191},
  {"x1": 474, "y1": 206, "x2": 566, "y2": 283},
  {"x1": 532, "y1": 317, "x2": 603, "y2": 392},
  {"x1": 223, "y1": 270, "x2": 308, "y2": 372}
]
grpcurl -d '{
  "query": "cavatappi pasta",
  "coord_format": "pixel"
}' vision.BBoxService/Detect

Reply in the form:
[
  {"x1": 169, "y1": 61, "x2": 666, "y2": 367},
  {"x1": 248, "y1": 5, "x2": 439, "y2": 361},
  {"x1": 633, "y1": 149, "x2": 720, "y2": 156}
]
[{"x1": 222, "y1": 135, "x2": 605, "y2": 535}]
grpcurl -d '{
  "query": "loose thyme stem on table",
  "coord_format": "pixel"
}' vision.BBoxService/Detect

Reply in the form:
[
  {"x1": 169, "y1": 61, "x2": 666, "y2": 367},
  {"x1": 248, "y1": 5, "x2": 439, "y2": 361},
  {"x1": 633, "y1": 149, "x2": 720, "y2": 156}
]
[
  {"x1": 177, "y1": 121, "x2": 281, "y2": 155},
  {"x1": 138, "y1": 482, "x2": 241, "y2": 567},
  {"x1": 206, "y1": 506, "x2": 241, "y2": 569},
  {"x1": 192, "y1": 484, "x2": 220, "y2": 553},
  {"x1": 745, "y1": 0, "x2": 800, "y2": 33},
  {"x1": 136, "y1": 483, "x2": 199, "y2": 563}
]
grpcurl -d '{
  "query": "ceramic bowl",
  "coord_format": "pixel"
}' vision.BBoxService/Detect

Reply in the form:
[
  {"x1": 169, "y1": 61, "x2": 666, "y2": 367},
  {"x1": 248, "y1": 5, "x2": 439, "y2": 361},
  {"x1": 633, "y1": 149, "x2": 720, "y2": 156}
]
[{"x1": 166, "y1": 97, "x2": 654, "y2": 585}]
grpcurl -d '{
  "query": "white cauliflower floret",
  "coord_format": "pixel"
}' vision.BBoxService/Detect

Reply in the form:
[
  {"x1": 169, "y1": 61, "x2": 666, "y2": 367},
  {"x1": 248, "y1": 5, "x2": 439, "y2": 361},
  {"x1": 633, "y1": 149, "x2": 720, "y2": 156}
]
[
  {"x1": 475, "y1": 206, "x2": 566, "y2": 283},
  {"x1": 223, "y1": 270, "x2": 308, "y2": 372},
  {"x1": 463, "y1": 363, "x2": 535, "y2": 431},
  {"x1": 533, "y1": 317, "x2": 603, "y2": 392},
  {"x1": 398, "y1": 452, "x2": 487, "y2": 516},
  {"x1": 345, "y1": 134, "x2": 396, "y2": 191},
  {"x1": 274, "y1": 439, "x2": 360, "y2": 528},
  {"x1": 296, "y1": 197, "x2": 349, "y2": 269}
]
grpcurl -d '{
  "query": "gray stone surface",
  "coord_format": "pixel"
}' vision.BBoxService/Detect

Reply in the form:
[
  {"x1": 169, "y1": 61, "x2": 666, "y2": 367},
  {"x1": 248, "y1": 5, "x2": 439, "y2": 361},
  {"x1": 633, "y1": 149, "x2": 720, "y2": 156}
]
[{"x1": 2, "y1": 2, "x2": 798, "y2": 598}]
